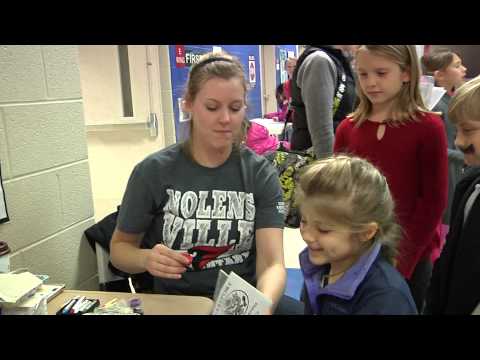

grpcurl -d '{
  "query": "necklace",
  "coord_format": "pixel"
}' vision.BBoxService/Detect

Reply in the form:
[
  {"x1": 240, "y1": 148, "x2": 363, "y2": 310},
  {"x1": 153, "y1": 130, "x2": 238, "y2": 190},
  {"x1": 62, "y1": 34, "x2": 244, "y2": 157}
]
[{"x1": 320, "y1": 269, "x2": 347, "y2": 288}]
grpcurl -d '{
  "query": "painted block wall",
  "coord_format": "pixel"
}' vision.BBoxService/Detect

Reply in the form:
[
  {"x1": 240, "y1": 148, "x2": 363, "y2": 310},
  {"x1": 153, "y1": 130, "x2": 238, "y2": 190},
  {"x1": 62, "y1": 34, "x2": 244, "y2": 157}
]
[{"x1": 0, "y1": 45, "x2": 98, "y2": 290}]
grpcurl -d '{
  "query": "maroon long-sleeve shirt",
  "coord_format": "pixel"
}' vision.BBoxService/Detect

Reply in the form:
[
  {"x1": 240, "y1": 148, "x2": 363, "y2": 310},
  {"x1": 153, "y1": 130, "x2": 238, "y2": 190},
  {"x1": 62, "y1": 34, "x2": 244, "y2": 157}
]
[{"x1": 334, "y1": 112, "x2": 448, "y2": 279}]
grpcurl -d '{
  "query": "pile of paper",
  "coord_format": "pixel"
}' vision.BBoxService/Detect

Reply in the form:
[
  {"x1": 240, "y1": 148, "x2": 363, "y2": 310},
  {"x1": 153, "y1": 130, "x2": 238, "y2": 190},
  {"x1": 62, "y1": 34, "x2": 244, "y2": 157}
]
[
  {"x1": 0, "y1": 272, "x2": 43, "y2": 305},
  {"x1": 0, "y1": 272, "x2": 47, "y2": 315},
  {"x1": 1, "y1": 288, "x2": 49, "y2": 315}
]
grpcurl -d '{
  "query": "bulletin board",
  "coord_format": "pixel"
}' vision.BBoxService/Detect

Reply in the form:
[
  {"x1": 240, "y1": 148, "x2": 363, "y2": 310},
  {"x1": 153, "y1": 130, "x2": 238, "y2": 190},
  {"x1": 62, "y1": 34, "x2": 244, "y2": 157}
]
[
  {"x1": 169, "y1": 45, "x2": 262, "y2": 142},
  {"x1": 276, "y1": 45, "x2": 298, "y2": 87}
]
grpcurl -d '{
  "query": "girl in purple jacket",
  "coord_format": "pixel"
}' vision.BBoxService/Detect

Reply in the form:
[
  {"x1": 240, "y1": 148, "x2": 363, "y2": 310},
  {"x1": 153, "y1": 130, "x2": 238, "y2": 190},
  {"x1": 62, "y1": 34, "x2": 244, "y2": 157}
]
[{"x1": 296, "y1": 155, "x2": 417, "y2": 314}]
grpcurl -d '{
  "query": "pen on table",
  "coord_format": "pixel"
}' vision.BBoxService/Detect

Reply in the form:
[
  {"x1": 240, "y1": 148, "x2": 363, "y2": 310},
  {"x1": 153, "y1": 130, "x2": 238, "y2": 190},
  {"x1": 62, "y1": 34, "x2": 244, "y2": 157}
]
[{"x1": 62, "y1": 296, "x2": 79, "y2": 315}]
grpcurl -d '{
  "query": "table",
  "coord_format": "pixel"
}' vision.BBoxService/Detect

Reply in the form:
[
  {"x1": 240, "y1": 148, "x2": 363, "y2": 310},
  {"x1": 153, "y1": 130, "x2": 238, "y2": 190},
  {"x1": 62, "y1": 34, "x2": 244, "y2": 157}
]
[{"x1": 47, "y1": 290, "x2": 214, "y2": 315}]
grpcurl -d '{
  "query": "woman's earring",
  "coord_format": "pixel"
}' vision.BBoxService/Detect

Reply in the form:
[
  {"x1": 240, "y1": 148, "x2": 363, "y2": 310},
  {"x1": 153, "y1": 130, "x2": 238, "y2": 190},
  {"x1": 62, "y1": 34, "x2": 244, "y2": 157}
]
[{"x1": 180, "y1": 110, "x2": 191, "y2": 122}]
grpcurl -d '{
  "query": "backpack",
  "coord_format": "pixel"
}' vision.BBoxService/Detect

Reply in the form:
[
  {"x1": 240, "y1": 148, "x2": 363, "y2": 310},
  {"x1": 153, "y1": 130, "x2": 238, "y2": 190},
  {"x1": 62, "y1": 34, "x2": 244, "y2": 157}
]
[{"x1": 265, "y1": 145, "x2": 315, "y2": 227}]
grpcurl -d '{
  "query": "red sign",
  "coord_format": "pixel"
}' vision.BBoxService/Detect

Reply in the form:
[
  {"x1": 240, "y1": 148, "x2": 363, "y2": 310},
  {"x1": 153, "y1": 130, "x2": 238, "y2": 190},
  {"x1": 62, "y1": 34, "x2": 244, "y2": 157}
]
[{"x1": 175, "y1": 45, "x2": 186, "y2": 68}]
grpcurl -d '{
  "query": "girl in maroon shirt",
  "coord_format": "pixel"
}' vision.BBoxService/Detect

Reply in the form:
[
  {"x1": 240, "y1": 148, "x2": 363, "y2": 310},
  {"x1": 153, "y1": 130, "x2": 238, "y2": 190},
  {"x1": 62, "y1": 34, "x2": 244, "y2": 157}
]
[{"x1": 334, "y1": 45, "x2": 448, "y2": 312}]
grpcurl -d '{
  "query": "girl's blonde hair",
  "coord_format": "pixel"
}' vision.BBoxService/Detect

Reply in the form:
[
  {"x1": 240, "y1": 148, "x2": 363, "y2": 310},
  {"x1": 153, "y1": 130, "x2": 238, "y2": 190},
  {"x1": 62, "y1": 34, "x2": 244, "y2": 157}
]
[
  {"x1": 448, "y1": 75, "x2": 480, "y2": 125},
  {"x1": 295, "y1": 154, "x2": 401, "y2": 264},
  {"x1": 351, "y1": 45, "x2": 429, "y2": 126},
  {"x1": 182, "y1": 51, "x2": 249, "y2": 157}
]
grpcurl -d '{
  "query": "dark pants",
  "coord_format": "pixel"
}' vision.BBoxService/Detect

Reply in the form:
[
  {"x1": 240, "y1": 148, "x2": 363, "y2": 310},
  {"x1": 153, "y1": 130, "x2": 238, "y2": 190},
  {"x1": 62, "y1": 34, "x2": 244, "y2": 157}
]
[
  {"x1": 407, "y1": 258, "x2": 433, "y2": 313},
  {"x1": 273, "y1": 295, "x2": 305, "y2": 315}
]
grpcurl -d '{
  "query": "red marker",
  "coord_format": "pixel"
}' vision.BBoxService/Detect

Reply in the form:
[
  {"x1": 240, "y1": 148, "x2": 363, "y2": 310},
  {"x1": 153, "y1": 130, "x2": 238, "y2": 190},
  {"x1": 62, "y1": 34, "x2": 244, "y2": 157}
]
[
  {"x1": 181, "y1": 253, "x2": 193, "y2": 265},
  {"x1": 174, "y1": 250, "x2": 193, "y2": 265}
]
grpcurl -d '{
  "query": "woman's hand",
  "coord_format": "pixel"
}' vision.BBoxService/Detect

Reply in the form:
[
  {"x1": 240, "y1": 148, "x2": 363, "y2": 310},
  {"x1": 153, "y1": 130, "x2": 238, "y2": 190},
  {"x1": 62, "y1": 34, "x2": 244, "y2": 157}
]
[
  {"x1": 144, "y1": 244, "x2": 191, "y2": 279},
  {"x1": 264, "y1": 307, "x2": 273, "y2": 315}
]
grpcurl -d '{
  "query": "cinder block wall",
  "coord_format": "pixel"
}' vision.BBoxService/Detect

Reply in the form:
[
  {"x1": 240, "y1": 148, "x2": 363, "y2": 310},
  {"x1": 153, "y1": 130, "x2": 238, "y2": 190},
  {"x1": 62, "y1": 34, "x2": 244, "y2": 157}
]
[{"x1": 0, "y1": 45, "x2": 98, "y2": 290}]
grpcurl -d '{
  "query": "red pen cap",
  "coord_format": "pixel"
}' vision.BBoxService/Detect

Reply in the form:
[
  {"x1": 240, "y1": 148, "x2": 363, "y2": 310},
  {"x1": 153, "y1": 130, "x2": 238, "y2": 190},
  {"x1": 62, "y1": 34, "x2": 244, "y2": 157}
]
[{"x1": 179, "y1": 252, "x2": 193, "y2": 264}]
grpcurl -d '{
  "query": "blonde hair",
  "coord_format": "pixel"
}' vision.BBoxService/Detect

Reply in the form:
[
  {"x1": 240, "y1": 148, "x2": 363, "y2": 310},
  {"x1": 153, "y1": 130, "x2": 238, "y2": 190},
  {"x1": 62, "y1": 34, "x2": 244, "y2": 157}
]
[
  {"x1": 295, "y1": 154, "x2": 401, "y2": 264},
  {"x1": 448, "y1": 75, "x2": 480, "y2": 125},
  {"x1": 182, "y1": 51, "x2": 248, "y2": 157},
  {"x1": 285, "y1": 57, "x2": 297, "y2": 69},
  {"x1": 351, "y1": 45, "x2": 429, "y2": 126}
]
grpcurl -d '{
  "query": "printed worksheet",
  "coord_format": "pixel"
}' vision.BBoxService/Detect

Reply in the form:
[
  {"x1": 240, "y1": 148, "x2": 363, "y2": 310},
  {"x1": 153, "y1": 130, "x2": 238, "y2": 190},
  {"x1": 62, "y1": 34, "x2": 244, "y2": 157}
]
[
  {"x1": 213, "y1": 270, "x2": 229, "y2": 302},
  {"x1": 212, "y1": 271, "x2": 272, "y2": 315}
]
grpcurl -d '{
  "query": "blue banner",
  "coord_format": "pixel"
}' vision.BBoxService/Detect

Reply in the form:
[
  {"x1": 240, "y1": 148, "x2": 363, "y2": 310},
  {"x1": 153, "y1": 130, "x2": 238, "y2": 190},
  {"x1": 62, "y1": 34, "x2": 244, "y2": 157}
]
[{"x1": 169, "y1": 45, "x2": 262, "y2": 142}]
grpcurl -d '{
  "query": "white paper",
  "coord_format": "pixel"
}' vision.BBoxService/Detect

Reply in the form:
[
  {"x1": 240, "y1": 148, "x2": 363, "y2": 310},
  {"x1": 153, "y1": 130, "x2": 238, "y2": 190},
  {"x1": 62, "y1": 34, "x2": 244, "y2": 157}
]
[
  {"x1": 420, "y1": 82, "x2": 433, "y2": 103},
  {"x1": 287, "y1": 51, "x2": 295, "y2": 58},
  {"x1": 211, "y1": 271, "x2": 272, "y2": 315},
  {"x1": 0, "y1": 272, "x2": 43, "y2": 304},
  {"x1": 420, "y1": 85, "x2": 446, "y2": 111},
  {"x1": 472, "y1": 302, "x2": 480, "y2": 315},
  {"x1": 427, "y1": 87, "x2": 447, "y2": 111},
  {"x1": 213, "y1": 270, "x2": 229, "y2": 302},
  {"x1": 1, "y1": 290, "x2": 48, "y2": 315}
]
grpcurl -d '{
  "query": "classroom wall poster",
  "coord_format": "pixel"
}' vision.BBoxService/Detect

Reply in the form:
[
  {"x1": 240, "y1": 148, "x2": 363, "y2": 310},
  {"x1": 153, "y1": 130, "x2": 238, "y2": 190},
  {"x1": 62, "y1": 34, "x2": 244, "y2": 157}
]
[
  {"x1": 169, "y1": 45, "x2": 262, "y2": 142},
  {"x1": 279, "y1": 48, "x2": 287, "y2": 84},
  {"x1": 175, "y1": 45, "x2": 186, "y2": 68},
  {"x1": 248, "y1": 55, "x2": 256, "y2": 87}
]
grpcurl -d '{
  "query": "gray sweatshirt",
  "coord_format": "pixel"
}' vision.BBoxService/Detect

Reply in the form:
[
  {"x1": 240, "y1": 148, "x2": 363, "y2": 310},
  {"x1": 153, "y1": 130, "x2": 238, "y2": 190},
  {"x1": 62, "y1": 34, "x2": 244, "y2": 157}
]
[{"x1": 295, "y1": 50, "x2": 337, "y2": 158}]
